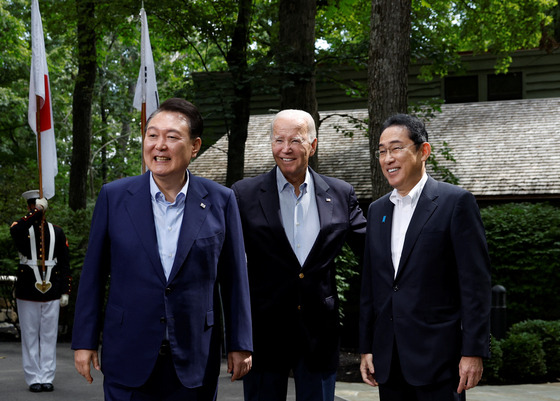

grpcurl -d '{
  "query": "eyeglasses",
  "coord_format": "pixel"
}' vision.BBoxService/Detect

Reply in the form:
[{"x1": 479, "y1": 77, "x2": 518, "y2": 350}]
[{"x1": 374, "y1": 143, "x2": 417, "y2": 159}]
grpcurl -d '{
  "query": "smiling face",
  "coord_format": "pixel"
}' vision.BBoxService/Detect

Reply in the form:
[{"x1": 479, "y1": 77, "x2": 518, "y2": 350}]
[
  {"x1": 271, "y1": 113, "x2": 317, "y2": 187},
  {"x1": 144, "y1": 111, "x2": 201, "y2": 186},
  {"x1": 378, "y1": 125, "x2": 431, "y2": 196}
]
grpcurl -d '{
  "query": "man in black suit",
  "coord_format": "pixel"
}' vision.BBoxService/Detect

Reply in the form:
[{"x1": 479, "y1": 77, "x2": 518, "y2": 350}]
[
  {"x1": 359, "y1": 114, "x2": 491, "y2": 401},
  {"x1": 232, "y1": 109, "x2": 367, "y2": 401}
]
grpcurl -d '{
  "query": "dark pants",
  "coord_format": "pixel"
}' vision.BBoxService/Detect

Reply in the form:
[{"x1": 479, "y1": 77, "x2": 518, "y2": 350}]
[
  {"x1": 243, "y1": 357, "x2": 336, "y2": 401},
  {"x1": 103, "y1": 342, "x2": 218, "y2": 401},
  {"x1": 379, "y1": 345, "x2": 466, "y2": 401}
]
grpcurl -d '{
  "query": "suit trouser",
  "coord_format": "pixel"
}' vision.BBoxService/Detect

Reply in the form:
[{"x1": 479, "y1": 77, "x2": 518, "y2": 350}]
[
  {"x1": 103, "y1": 341, "x2": 218, "y2": 401},
  {"x1": 16, "y1": 298, "x2": 60, "y2": 385},
  {"x1": 378, "y1": 343, "x2": 466, "y2": 401},
  {"x1": 243, "y1": 356, "x2": 336, "y2": 401}
]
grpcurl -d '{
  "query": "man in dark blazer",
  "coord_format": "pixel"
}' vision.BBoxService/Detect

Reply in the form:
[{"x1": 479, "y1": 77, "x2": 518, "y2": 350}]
[
  {"x1": 359, "y1": 114, "x2": 491, "y2": 401},
  {"x1": 232, "y1": 109, "x2": 367, "y2": 401},
  {"x1": 72, "y1": 98, "x2": 252, "y2": 401}
]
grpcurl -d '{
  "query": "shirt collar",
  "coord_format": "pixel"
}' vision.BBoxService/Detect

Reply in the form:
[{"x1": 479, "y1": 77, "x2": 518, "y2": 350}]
[
  {"x1": 390, "y1": 173, "x2": 428, "y2": 205},
  {"x1": 149, "y1": 171, "x2": 190, "y2": 204},
  {"x1": 276, "y1": 166, "x2": 311, "y2": 195}
]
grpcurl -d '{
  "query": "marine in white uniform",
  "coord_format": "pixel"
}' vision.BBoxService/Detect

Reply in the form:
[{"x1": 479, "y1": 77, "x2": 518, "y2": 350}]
[{"x1": 10, "y1": 190, "x2": 71, "y2": 393}]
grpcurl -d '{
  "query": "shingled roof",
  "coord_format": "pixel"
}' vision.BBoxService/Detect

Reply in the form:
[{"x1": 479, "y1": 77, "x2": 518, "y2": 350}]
[{"x1": 189, "y1": 98, "x2": 560, "y2": 201}]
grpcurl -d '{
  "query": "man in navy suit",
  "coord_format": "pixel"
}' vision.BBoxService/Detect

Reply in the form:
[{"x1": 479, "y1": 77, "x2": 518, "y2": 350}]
[
  {"x1": 232, "y1": 109, "x2": 367, "y2": 401},
  {"x1": 359, "y1": 114, "x2": 491, "y2": 401},
  {"x1": 72, "y1": 98, "x2": 252, "y2": 401}
]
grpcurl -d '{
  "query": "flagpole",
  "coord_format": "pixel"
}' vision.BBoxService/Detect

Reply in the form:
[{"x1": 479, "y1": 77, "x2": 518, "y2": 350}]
[
  {"x1": 141, "y1": 102, "x2": 146, "y2": 173},
  {"x1": 36, "y1": 96, "x2": 43, "y2": 198},
  {"x1": 134, "y1": 5, "x2": 158, "y2": 174},
  {"x1": 36, "y1": 95, "x2": 47, "y2": 287}
]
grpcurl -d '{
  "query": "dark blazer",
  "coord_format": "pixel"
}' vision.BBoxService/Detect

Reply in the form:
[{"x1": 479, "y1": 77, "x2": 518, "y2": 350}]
[
  {"x1": 232, "y1": 167, "x2": 366, "y2": 372},
  {"x1": 359, "y1": 176, "x2": 491, "y2": 386},
  {"x1": 71, "y1": 172, "x2": 252, "y2": 388}
]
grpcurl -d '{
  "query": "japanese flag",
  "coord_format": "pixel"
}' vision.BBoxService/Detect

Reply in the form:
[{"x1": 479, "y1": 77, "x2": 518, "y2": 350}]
[{"x1": 28, "y1": 0, "x2": 57, "y2": 200}]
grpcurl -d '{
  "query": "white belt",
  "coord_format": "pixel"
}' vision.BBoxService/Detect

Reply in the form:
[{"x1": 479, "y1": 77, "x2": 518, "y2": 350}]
[{"x1": 19, "y1": 223, "x2": 57, "y2": 294}]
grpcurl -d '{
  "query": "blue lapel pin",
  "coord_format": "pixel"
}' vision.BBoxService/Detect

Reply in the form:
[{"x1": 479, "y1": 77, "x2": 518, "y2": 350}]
[{"x1": 382, "y1": 215, "x2": 386, "y2": 223}]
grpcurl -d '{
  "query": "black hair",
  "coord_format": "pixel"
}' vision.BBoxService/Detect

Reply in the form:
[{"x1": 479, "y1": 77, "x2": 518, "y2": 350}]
[
  {"x1": 146, "y1": 98, "x2": 204, "y2": 139},
  {"x1": 381, "y1": 114, "x2": 429, "y2": 145}
]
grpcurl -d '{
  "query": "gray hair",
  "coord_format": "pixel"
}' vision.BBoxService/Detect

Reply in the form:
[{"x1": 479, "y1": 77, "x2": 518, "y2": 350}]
[{"x1": 269, "y1": 109, "x2": 317, "y2": 142}]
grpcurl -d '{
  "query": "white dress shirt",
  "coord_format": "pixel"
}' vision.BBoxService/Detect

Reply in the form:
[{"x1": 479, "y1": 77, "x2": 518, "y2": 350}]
[{"x1": 390, "y1": 173, "x2": 428, "y2": 277}]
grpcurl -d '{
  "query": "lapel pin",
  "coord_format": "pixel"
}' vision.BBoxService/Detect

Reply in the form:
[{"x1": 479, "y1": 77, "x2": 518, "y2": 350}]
[
  {"x1": 382, "y1": 216, "x2": 386, "y2": 223},
  {"x1": 200, "y1": 203, "x2": 206, "y2": 209},
  {"x1": 326, "y1": 198, "x2": 331, "y2": 202}
]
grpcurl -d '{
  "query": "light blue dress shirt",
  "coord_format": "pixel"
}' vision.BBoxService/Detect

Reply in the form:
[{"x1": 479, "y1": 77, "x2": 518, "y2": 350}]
[
  {"x1": 150, "y1": 171, "x2": 189, "y2": 281},
  {"x1": 276, "y1": 167, "x2": 320, "y2": 267}
]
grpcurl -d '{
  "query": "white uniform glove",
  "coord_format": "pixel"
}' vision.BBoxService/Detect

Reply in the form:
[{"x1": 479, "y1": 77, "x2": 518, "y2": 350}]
[
  {"x1": 60, "y1": 294, "x2": 69, "y2": 307},
  {"x1": 35, "y1": 198, "x2": 48, "y2": 211}
]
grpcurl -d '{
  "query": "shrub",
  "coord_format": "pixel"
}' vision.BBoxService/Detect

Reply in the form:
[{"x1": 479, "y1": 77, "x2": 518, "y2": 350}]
[
  {"x1": 335, "y1": 243, "x2": 360, "y2": 323},
  {"x1": 508, "y1": 319, "x2": 560, "y2": 380},
  {"x1": 483, "y1": 336, "x2": 503, "y2": 384},
  {"x1": 480, "y1": 203, "x2": 560, "y2": 325},
  {"x1": 500, "y1": 332, "x2": 547, "y2": 383}
]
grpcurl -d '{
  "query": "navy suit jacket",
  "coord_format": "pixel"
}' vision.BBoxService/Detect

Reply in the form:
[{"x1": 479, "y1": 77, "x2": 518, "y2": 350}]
[
  {"x1": 71, "y1": 172, "x2": 252, "y2": 388},
  {"x1": 232, "y1": 167, "x2": 366, "y2": 372},
  {"x1": 359, "y1": 176, "x2": 491, "y2": 386}
]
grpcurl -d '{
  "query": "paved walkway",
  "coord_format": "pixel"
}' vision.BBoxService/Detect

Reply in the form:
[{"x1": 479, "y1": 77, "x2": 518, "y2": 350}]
[{"x1": 1, "y1": 341, "x2": 559, "y2": 400}]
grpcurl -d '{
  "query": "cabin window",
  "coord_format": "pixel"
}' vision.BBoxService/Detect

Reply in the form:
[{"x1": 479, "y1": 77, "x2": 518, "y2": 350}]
[
  {"x1": 487, "y1": 72, "x2": 522, "y2": 101},
  {"x1": 444, "y1": 76, "x2": 478, "y2": 103}
]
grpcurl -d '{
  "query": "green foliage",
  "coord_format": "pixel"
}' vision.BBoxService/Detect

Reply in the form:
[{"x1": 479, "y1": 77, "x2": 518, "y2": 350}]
[
  {"x1": 500, "y1": 332, "x2": 547, "y2": 382},
  {"x1": 411, "y1": 0, "x2": 557, "y2": 79},
  {"x1": 316, "y1": 0, "x2": 370, "y2": 66},
  {"x1": 484, "y1": 320, "x2": 560, "y2": 384},
  {"x1": 509, "y1": 319, "x2": 560, "y2": 379},
  {"x1": 458, "y1": 0, "x2": 556, "y2": 73},
  {"x1": 427, "y1": 141, "x2": 458, "y2": 185},
  {"x1": 335, "y1": 243, "x2": 360, "y2": 321},
  {"x1": 483, "y1": 335, "x2": 503, "y2": 383},
  {"x1": 0, "y1": 225, "x2": 18, "y2": 278},
  {"x1": 2, "y1": 0, "x2": 558, "y2": 209},
  {"x1": 480, "y1": 203, "x2": 560, "y2": 324}
]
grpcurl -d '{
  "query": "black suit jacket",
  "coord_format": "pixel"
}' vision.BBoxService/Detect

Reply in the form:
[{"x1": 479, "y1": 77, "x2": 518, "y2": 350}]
[
  {"x1": 232, "y1": 167, "x2": 366, "y2": 372},
  {"x1": 359, "y1": 176, "x2": 491, "y2": 386}
]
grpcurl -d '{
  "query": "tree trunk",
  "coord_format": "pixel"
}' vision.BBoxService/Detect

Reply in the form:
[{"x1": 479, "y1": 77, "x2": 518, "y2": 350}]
[
  {"x1": 225, "y1": 0, "x2": 252, "y2": 187},
  {"x1": 98, "y1": 66, "x2": 108, "y2": 186},
  {"x1": 278, "y1": 0, "x2": 319, "y2": 171},
  {"x1": 368, "y1": 0, "x2": 411, "y2": 201},
  {"x1": 69, "y1": 0, "x2": 96, "y2": 210}
]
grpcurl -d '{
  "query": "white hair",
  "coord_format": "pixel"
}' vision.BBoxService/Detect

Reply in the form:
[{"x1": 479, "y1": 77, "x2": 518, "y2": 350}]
[{"x1": 269, "y1": 109, "x2": 317, "y2": 142}]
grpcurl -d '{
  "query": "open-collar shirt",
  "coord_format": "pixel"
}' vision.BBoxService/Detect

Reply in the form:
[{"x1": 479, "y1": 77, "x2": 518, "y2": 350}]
[
  {"x1": 150, "y1": 171, "x2": 189, "y2": 281},
  {"x1": 389, "y1": 173, "x2": 428, "y2": 277},
  {"x1": 276, "y1": 167, "x2": 320, "y2": 267}
]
